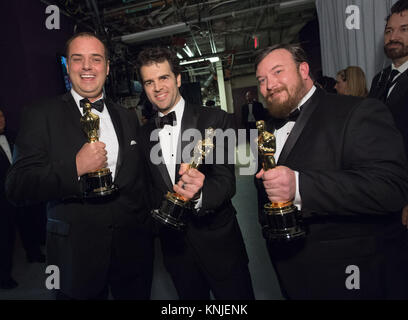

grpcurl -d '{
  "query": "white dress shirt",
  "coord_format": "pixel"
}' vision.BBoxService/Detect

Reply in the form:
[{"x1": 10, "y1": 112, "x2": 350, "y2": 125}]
[
  {"x1": 158, "y1": 98, "x2": 202, "y2": 208},
  {"x1": 0, "y1": 134, "x2": 12, "y2": 163},
  {"x1": 71, "y1": 89, "x2": 119, "y2": 179},
  {"x1": 158, "y1": 98, "x2": 185, "y2": 185},
  {"x1": 274, "y1": 85, "x2": 316, "y2": 209},
  {"x1": 247, "y1": 103, "x2": 256, "y2": 122}
]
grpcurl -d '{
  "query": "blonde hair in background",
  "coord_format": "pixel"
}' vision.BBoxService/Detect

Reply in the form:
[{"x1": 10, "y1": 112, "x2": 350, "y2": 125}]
[{"x1": 337, "y1": 66, "x2": 368, "y2": 97}]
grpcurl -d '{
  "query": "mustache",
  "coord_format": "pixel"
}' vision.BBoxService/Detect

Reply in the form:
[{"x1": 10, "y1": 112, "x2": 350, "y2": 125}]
[
  {"x1": 267, "y1": 87, "x2": 285, "y2": 98},
  {"x1": 385, "y1": 41, "x2": 403, "y2": 48}
]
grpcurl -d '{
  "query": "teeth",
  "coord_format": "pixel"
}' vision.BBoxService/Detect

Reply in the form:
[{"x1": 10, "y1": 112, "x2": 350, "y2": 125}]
[{"x1": 81, "y1": 75, "x2": 95, "y2": 78}]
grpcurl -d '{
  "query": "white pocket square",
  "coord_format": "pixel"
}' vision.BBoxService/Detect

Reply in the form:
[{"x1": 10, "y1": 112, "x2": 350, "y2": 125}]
[{"x1": 130, "y1": 140, "x2": 137, "y2": 145}]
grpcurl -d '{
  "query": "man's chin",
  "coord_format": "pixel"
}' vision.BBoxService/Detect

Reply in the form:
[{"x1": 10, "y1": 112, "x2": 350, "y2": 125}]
[
  {"x1": 384, "y1": 48, "x2": 408, "y2": 60},
  {"x1": 156, "y1": 104, "x2": 172, "y2": 114},
  {"x1": 266, "y1": 102, "x2": 291, "y2": 119}
]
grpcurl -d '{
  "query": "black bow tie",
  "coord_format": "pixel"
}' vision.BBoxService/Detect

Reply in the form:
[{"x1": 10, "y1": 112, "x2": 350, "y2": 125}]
[
  {"x1": 274, "y1": 108, "x2": 301, "y2": 130},
  {"x1": 80, "y1": 98, "x2": 104, "y2": 113},
  {"x1": 155, "y1": 111, "x2": 177, "y2": 129}
]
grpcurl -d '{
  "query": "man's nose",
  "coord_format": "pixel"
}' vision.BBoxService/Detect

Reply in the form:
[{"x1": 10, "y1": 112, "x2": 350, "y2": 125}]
[
  {"x1": 389, "y1": 30, "x2": 401, "y2": 42},
  {"x1": 153, "y1": 82, "x2": 162, "y2": 91},
  {"x1": 82, "y1": 58, "x2": 92, "y2": 70},
  {"x1": 266, "y1": 75, "x2": 278, "y2": 90}
]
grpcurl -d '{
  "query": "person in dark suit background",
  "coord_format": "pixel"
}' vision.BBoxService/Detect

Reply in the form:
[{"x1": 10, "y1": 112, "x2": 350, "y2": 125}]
[
  {"x1": 368, "y1": 0, "x2": 408, "y2": 229},
  {"x1": 6, "y1": 32, "x2": 154, "y2": 299},
  {"x1": 0, "y1": 108, "x2": 45, "y2": 291},
  {"x1": 241, "y1": 91, "x2": 265, "y2": 141},
  {"x1": 137, "y1": 46, "x2": 254, "y2": 300},
  {"x1": 0, "y1": 108, "x2": 18, "y2": 289},
  {"x1": 255, "y1": 44, "x2": 408, "y2": 299}
]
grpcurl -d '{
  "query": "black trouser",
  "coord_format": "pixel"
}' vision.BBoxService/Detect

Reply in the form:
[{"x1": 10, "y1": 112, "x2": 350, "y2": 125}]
[
  {"x1": 15, "y1": 204, "x2": 46, "y2": 258},
  {"x1": 0, "y1": 203, "x2": 16, "y2": 280}
]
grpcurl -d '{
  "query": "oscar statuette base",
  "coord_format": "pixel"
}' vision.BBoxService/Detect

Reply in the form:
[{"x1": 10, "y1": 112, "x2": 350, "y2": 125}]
[
  {"x1": 264, "y1": 202, "x2": 306, "y2": 242},
  {"x1": 82, "y1": 168, "x2": 118, "y2": 199},
  {"x1": 151, "y1": 192, "x2": 190, "y2": 231}
]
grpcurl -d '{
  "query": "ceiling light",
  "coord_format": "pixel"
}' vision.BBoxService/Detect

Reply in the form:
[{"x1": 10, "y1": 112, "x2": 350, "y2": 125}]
[
  {"x1": 119, "y1": 22, "x2": 190, "y2": 43},
  {"x1": 176, "y1": 52, "x2": 184, "y2": 59},
  {"x1": 182, "y1": 45, "x2": 194, "y2": 58},
  {"x1": 180, "y1": 57, "x2": 219, "y2": 65}
]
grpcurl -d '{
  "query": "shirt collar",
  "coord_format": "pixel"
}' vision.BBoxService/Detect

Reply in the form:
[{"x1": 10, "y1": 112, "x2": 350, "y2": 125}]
[
  {"x1": 290, "y1": 85, "x2": 316, "y2": 113},
  {"x1": 392, "y1": 59, "x2": 408, "y2": 74},
  {"x1": 158, "y1": 97, "x2": 185, "y2": 123}
]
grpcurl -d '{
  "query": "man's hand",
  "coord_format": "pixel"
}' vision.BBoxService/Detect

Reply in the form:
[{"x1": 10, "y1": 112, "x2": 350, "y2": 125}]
[
  {"x1": 76, "y1": 142, "x2": 107, "y2": 177},
  {"x1": 256, "y1": 166, "x2": 296, "y2": 203},
  {"x1": 173, "y1": 163, "x2": 205, "y2": 201},
  {"x1": 402, "y1": 205, "x2": 408, "y2": 228}
]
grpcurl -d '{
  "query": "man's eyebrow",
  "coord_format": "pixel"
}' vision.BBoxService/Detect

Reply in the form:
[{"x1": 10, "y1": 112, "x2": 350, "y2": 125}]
[
  {"x1": 70, "y1": 53, "x2": 104, "y2": 58},
  {"x1": 385, "y1": 24, "x2": 408, "y2": 29},
  {"x1": 256, "y1": 64, "x2": 284, "y2": 78},
  {"x1": 270, "y1": 64, "x2": 283, "y2": 71}
]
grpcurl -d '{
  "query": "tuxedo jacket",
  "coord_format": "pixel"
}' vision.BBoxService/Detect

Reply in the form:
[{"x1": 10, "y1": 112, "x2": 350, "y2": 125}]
[
  {"x1": 140, "y1": 102, "x2": 248, "y2": 281},
  {"x1": 0, "y1": 133, "x2": 16, "y2": 279},
  {"x1": 6, "y1": 92, "x2": 153, "y2": 299},
  {"x1": 0, "y1": 132, "x2": 13, "y2": 211},
  {"x1": 369, "y1": 66, "x2": 408, "y2": 157},
  {"x1": 257, "y1": 88, "x2": 408, "y2": 299}
]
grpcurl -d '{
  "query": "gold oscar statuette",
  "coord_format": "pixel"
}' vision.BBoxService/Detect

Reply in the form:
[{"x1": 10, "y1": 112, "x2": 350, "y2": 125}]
[
  {"x1": 256, "y1": 120, "x2": 305, "y2": 241},
  {"x1": 80, "y1": 101, "x2": 118, "y2": 198},
  {"x1": 152, "y1": 128, "x2": 215, "y2": 230}
]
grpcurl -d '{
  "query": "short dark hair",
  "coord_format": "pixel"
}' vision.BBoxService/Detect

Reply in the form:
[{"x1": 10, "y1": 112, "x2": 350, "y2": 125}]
[
  {"x1": 386, "y1": 0, "x2": 408, "y2": 24},
  {"x1": 254, "y1": 43, "x2": 309, "y2": 71},
  {"x1": 65, "y1": 32, "x2": 109, "y2": 60},
  {"x1": 136, "y1": 47, "x2": 182, "y2": 80}
]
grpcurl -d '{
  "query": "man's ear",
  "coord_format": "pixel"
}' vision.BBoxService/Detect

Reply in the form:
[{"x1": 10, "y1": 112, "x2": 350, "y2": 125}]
[
  {"x1": 176, "y1": 73, "x2": 181, "y2": 88},
  {"x1": 298, "y1": 62, "x2": 310, "y2": 80},
  {"x1": 107, "y1": 60, "x2": 110, "y2": 76}
]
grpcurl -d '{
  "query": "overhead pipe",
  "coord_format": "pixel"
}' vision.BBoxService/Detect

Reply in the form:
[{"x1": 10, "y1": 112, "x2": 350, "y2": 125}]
[
  {"x1": 189, "y1": 0, "x2": 315, "y2": 24},
  {"x1": 103, "y1": 0, "x2": 174, "y2": 18},
  {"x1": 116, "y1": 22, "x2": 191, "y2": 43},
  {"x1": 115, "y1": 0, "x2": 314, "y2": 43}
]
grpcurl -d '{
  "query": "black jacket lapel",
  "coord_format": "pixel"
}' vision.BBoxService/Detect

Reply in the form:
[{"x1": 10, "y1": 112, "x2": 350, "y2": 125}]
[
  {"x1": 0, "y1": 141, "x2": 10, "y2": 163},
  {"x1": 61, "y1": 92, "x2": 86, "y2": 139},
  {"x1": 176, "y1": 101, "x2": 199, "y2": 182},
  {"x1": 147, "y1": 120, "x2": 173, "y2": 191},
  {"x1": 387, "y1": 69, "x2": 408, "y2": 107},
  {"x1": 371, "y1": 66, "x2": 391, "y2": 100},
  {"x1": 278, "y1": 88, "x2": 322, "y2": 165}
]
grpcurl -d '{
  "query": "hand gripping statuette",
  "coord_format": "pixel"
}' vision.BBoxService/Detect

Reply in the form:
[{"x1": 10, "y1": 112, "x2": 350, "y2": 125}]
[
  {"x1": 80, "y1": 101, "x2": 118, "y2": 198},
  {"x1": 256, "y1": 120, "x2": 305, "y2": 242},
  {"x1": 152, "y1": 128, "x2": 215, "y2": 230}
]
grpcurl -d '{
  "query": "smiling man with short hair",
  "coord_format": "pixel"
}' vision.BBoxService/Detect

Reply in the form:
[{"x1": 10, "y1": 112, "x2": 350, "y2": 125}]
[{"x1": 6, "y1": 32, "x2": 154, "y2": 300}]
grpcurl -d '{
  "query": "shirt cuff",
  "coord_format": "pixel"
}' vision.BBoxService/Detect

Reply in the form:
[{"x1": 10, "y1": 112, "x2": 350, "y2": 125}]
[
  {"x1": 293, "y1": 170, "x2": 302, "y2": 210},
  {"x1": 194, "y1": 192, "x2": 203, "y2": 209}
]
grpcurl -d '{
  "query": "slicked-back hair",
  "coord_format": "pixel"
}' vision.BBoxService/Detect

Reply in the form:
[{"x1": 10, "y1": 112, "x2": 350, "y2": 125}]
[
  {"x1": 254, "y1": 43, "x2": 309, "y2": 71},
  {"x1": 386, "y1": 0, "x2": 408, "y2": 24},
  {"x1": 136, "y1": 47, "x2": 182, "y2": 80},
  {"x1": 65, "y1": 32, "x2": 109, "y2": 61}
]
